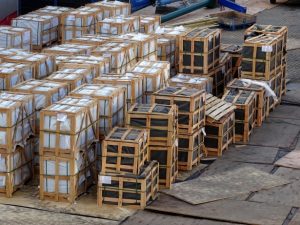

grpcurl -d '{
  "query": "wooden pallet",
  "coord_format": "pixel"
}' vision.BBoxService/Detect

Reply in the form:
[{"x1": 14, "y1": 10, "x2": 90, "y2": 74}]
[
  {"x1": 0, "y1": 26, "x2": 31, "y2": 50},
  {"x1": 223, "y1": 89, "x2": 257, "y2": 143},
  {"x1": 98, "y1": 160, "x2": 158, "y2": 209},
  {"x1": 140, "y1": 16, "x2": 161, "y2": 34},
  {"x1": 179, "y1": 28, "x2": 221, "y2": 74},
  {"x1": 241, "y1": 34, "x2": 283, "y2": 80},
  {"x1": 102, "y1": 127, "x2": 149, "y2": 175},
  {"x1": 205, "y1": 94, "x2": 235, "y2": 156},
  {"x1": 152, "y1": 86, "x2": 205, "y2": 134},
  {"x1": 127, "y1": 103, "x2": 178, "y2": 147}
]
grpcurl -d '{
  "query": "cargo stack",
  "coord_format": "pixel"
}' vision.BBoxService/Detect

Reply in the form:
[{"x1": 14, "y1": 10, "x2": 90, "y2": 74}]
[
  {"x1": 152, "y1": 86, "x2": 206, "y2": 170},
  {"x1": 127, "y1": 103, "x2": 178, "y2": 188},
  {"x1": 0, "y1": 26, "x2": 31, "y2": 50},
  {"x1": 0, "y1": 92, "x2": 36, "y2": 197},
  {"x1": 98, "y1": 127, "x2": 159, "y2": 208},
  {"x1": 39, "y1": 97, "x2": 99, "y2": 203}
]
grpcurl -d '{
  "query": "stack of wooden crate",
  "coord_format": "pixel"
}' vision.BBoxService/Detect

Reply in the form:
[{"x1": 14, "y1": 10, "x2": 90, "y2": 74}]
[
  {"x1": 127, "y1": 103, "x2": 178, "y2": 188},
  {"x1": 0, "y1": 92, "x2": 36, "y2": 197},
  {"x1": 39, "y1": 96, "x2": 98, "y2": 202},
  {"x1": 222, "y1": 89, "x2": 257, "y2": 143},
  {"x1": 0, "y1": 26, "x2": 31, "y2": 50},
  {"x1": 98, "y1": 127, "x2": 159, "y2": 208},
  {"x1": 205, "y1": 94, "x2": 235, "y2": 156},
  {"x1": 152, "y1": 86, "x2": 206, "y2": 170}
]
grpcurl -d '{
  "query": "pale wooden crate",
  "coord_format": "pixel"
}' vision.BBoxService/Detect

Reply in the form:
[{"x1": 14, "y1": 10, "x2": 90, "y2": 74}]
[
  {"x1": 0, "y1": 26, "x2": 31, "y2": 50},
  {"x1": 87, "y1": 1, "x2": 131, "y2": 18}
]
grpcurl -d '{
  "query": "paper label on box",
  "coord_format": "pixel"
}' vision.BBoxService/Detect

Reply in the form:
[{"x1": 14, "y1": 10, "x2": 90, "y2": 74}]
[
  {"x1": 262, "y1": 46, "x2": 273, "y2": 52},
  {"x1": 57, "y1": 113, "x2": 67, "y2": 122},
  {"x1": 100, "y1": 175, "x2": 111, "y2": 184}
]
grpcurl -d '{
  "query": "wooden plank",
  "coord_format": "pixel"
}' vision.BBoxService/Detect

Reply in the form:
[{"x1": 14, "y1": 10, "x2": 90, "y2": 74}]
[
  {"x1": 275, "y1": 150, "x2": 300, "y2": 169},
  {"x1": 214, "y1": 106, "x2": 236, "y2": 121},
  {"x1": 146, "y1": 193, "x2": 291, "y2": 225},
  {"x1": 161, "y1": 167, "x2": 289, "y2": 205}
]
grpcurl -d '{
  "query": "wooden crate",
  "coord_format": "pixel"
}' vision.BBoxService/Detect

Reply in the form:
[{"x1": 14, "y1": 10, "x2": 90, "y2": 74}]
[
  {"x1": 46, "y1": 66, "x2": 95, "y2": 91},
  {"x1": 91, "y1": 42, "x2": 137, "y2": 74},
  {"x1": 111, "y1": 33, "x2": 157, "y2": 61},
  {"x1": 39, "y1": 97, "x2": 99, "y2": 158},
  {"x1": 10, "y1": 79, "x2": 69, "y2": 135},
  {"x1": 222, "y1": 89, "x2": 257, "y2": 143},
  {"x1": 70, "y1": 84, "x2": 126, "y2": 138},
  {"x1": 0, "y1": 62, "x2": 34, "y2": 90},
  {"x1": 179, "y1": 28, "x2": 221, "y2": 74},
  {"x1": 12, "y1": 13, "x2": 59, "y2": 51},
  {"x1": 152, "y1": 86, "x2": 205, "y2": 134},
  {"x1": 267, "y1": 71, "x2": 282, "y2": 112},
  {"x1": 96, "y1": 15, "x2": 140, "y2": 36},
  {"x1": 102, "y1": 127, "x2": 149, "y2": 175},
  {"x1": 2, "y1": 51, "x2": 56, "y2": 79},
  {"x1": 221, "y1": 44, "x2": 242, "y2": 79},
  {"x1": 140, "y1": 16, "x2": 161, "y2": 33},
  {"x1": 87, "y1": 1, "x2": 131, "y2": 18},
  {"x1": 281, "y1": 64, "x2": 287, "y2": 95},
  {"x1": 98, "y1": 160, "x2": 158, "y2": 209},
  {"x1": 157, "y1": 37, "x2": 176, "y2": 68},
  {"x1": 55, "y1": 55, "x2": 110, "y2": 76},
  {"x1": 127, "y1": 103, "x2": 178, "y2": 147},
  {"x1": 0, "y1": 143, "x2": 34, "y2": 197},
  {"x1": 93, "y1": 73, "x2": 143, "y2": 110},
  {"x1": 178, "y1": 129, "x2": 206, "y2": 170},
  {"x1": 67, "y1": 34, "x2": 110, "y2": 46},
  {"x1": 60, "y1": 6, "x2": 103, "y2": 42},
  {"x1": 0, "y1": 26, "x2": 31, "y2": 50},
  {"x1": 241, "y1": 34, "x2": 283, "y2": 80},
  {"x1": 168, "y1": 73, "x2": 213, "y2": 93},
  {"x1": 226, "y1": 78, "x2": 269, "y2": 127},
  {"x1": 43, "y1": 43, "x2": 96, "y2": 56},
  {"x1": 205, "y1": 94, "x2": 235, "y2": 156}
]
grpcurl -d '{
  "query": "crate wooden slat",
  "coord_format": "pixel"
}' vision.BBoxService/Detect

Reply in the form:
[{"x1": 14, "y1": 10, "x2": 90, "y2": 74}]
[
  {"x1": 70, "y1": 84, "x2": 126, "y2": 138},
  {"x1": 98, "y1": 160, "x2": 158, "y2": 209},
  {"x1": 222, "y1": 89, "x2": 257, "y2": 143},
  {"x1": 93, "y1": 73, "x2": 143, "y2": 110},
  {"x1": 205, "y1": 94, "x2": 235, "y2": 156},
  {"x1": 43, "y1": 43, "x2": 96, "y2": 56},
  {"x1": 0, "y1": 26, "x2": 31, "y2": 50},
  {"x1": 12, "y1": 13, "x2": 59, "y2": 51},
  {"x1": 140, "y1": 16, "x2": 161, "y2": 34},
  {"x1": 102, "y1": 127, "x2": 149, "y2": 175},
  {"x1": 241, "y1": 34, "x2": 283, "y2": 80},
  {"x1": 179, "y1": 28, "x2": 221, "y2": 74},
  {"x1": 152, "y1": 86, "x2": 205, "y2": 134},
  {"x1": 221, "y1": 44, "x2": 242, "y2": 79},
  {"x1": 226, "y1": 78, "x2": 269, "y2": 127},
  {"x1": 87, "y1": 1, "x2": 131, "y2": 18}
]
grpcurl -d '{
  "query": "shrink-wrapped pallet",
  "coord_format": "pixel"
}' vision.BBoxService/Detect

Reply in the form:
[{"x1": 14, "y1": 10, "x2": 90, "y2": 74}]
[{"x1": 0, "y1": 26, "x2": 31, "y2": 50}]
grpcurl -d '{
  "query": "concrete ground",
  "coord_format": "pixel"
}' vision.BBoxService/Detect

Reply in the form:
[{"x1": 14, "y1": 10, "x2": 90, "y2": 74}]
[{"x1": 1, "y1": 2, "x2": 300, "y2": 225}]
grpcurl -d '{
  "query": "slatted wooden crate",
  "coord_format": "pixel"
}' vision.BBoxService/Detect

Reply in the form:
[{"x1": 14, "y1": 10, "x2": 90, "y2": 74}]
[
  {"x1": 205, "y1": 94, "x2": 235, "y2": 156},
  {"x1": 43, "y1": 43, "x2": 96, "y2": 56},
  {"x1": 222, "y1": 89, "x2": 257, "y2": 143},
  {"x1": 55, "y1": 55, "x2": 110, "y2": 76},
  {"x1": 111, "y1": 33, "x2": 157, "y2": 61},
  {"x1": 102, "y1": 127, "x2": 149, "y2": 175},
  {"x1": 87, "y1": 1, "x2": 131, "y2": 18},
  {"x1": 157, "y1": 37, "x2": 176, "y2": 68},
  {"x1": 226, "y1": 78, "x2": 269, "y2": 127},
  {"x1": 60, "y1": 6, "x2": 103, "y2": 42},
  {"x1": 179, "y1": 28, "x2": 221, "y2": 74},
  {"x1": 96, "y1": 15, "x2": 140, "y2": 36},
  {"x1": 267, "y1": 71, "x2": 282, "y2": 112},
  {"x1": 178, "y1": 129, "x2": 206, "y2": 171},
  {"x1": 0, "y1": 26, "x2": 31, "y2": 50},
  {"x1": 39, "y1": 97, "x2": 99, "y2": 158},
  {"x1": 93, "y1": 73, "x2": 143, "y2": 110},
  {"x1": 140, "y1": 16, "x2": 160, "y2": 33},
  {"x1": 91, "y1": 42, "x2": 137, "y2": 74},
  {"x1": 40, "y1": 143, "x2": 97, "y2": 203},
  {"x1": 127, "y1": 103, "x2": 178, "y2": 147},
  {"x1": 70, "y1": 84, "x2": 126, "y2": 138},
  {"x1": 0, "y1": 62, "x2": 34, "y2": 90},
  {"x1": 46, "y1": 66, "x2": 95, "y2": 91},
  {"x1": 98, "y1": 160, "x2": 158, "y2": 209},
  {"x1": 1, "y1": 51, "x2": 56, "y2": 79},
  {"x1": 168, "y1": 73, "x2": 213, "y2": 93},
  {"x1": 12, "y1": 13, "x2": 59, "y2": 51},
  {"x1": 152, "y1": 86, "x2": 205, "y2": 134},
  {"x1": 67, "y1": 34, "x2": 110, "y2": 46},
  {"x1": 0, "y1": 141, "x2": 34, "y2": 197},
  {"x1": 221, "y1": 44, "x2": 242, "y2": 79},
  {"x1": 241, "y1": 34, "x2": 283, "y2": 80},
  {"x1": 10, "y1": 79, "x2": 69, "y2": 135}
]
